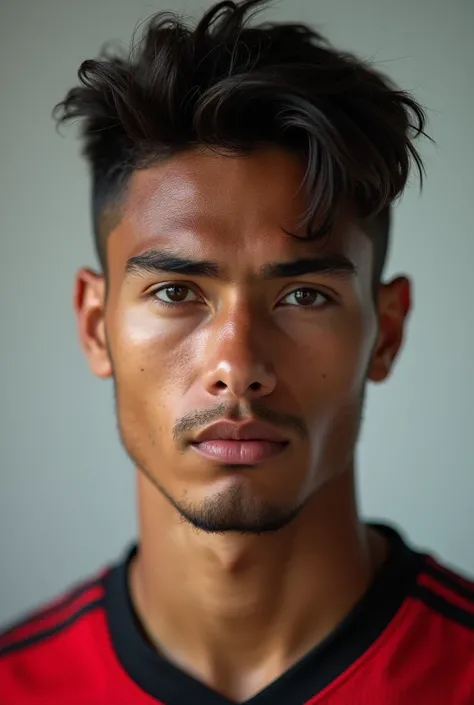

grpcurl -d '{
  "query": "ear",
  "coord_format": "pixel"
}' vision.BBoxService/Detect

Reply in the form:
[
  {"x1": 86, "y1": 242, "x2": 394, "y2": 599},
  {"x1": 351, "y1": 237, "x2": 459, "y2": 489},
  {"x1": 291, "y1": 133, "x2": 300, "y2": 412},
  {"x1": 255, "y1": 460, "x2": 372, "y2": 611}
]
[
  {"x1": 368, "y1": 276, "x2": 412, "y2": 383},
  {"x1": 74, "y1": 268, "x2": 112, "y2": 379}
]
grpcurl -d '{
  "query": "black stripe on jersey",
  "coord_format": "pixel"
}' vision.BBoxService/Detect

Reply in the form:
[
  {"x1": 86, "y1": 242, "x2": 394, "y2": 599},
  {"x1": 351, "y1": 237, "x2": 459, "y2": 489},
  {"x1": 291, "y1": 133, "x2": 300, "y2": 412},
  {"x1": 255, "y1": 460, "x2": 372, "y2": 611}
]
[
  {"x1": 0, "y1": 598, "x2": 105, "y2": 657},
  {"x1": 0, "y1": 574, "x2": 104, "y2": 640},
  {"x1": 411, "y1": 584, "x2": 474, "y2": 631},
  {"x1": 422, "y1": 562, "x2": 474, "y2": 602}
]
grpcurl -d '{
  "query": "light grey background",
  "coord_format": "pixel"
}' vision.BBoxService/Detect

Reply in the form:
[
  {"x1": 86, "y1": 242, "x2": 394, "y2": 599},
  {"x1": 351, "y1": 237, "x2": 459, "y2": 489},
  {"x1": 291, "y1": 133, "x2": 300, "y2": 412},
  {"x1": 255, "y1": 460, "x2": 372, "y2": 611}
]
[{"x1": 1, "y1": 0, "x2": 473, "y2": 626}]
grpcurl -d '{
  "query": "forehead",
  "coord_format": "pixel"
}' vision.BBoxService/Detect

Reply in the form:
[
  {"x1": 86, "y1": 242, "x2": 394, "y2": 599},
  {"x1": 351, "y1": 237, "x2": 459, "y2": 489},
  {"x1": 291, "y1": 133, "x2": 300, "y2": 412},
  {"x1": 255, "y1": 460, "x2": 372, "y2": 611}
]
[{"x1": 107, "y1": 147, "x2": 373, "y2": 273}]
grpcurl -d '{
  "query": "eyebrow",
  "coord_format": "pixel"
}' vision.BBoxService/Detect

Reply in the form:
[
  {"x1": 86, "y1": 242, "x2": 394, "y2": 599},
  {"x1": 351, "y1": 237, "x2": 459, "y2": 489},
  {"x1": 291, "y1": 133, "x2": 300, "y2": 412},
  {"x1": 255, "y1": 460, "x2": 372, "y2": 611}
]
[{"x1": 125, "y1": 250, "x2": 357, "y2": 280}]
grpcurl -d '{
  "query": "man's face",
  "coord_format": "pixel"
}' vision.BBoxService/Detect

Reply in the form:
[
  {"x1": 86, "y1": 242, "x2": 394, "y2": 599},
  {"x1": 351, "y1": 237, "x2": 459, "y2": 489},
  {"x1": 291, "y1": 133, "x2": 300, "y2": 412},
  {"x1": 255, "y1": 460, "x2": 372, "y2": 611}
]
[{"x1": 76, "y1": 147, "x2": 409, "y2": 533}]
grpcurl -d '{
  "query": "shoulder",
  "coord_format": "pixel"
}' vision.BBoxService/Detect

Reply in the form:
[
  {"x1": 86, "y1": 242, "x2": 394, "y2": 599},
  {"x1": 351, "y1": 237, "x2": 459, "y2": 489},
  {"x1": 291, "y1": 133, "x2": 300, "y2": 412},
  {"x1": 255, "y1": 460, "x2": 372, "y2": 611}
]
[
  {"x1": 397, "y1": 551, "x2": 474, "y2": 698},
  {"x1": 0, "y1": 567, "x2": 110, "y2": 703},
  {"x1": 410, "y1": 553, "x2": 474, "y2": 634},
  {"x1": 0, "y1": 570, "x2": 108, "y2": 655}
]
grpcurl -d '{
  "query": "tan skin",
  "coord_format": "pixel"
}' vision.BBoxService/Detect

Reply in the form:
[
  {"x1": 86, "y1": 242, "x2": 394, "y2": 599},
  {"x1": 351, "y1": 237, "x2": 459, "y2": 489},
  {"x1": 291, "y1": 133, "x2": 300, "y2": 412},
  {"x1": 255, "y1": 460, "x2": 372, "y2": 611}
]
[{"x1": 75, "y1": 147, "x2": 410, "y2": 702}]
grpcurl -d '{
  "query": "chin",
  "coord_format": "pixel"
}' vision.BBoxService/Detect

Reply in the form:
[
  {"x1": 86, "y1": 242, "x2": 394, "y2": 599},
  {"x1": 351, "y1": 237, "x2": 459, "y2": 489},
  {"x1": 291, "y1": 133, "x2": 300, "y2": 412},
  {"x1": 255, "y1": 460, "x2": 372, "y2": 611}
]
[{"x1": 168, "y1": 480, "x2": 305, "y2": 535}]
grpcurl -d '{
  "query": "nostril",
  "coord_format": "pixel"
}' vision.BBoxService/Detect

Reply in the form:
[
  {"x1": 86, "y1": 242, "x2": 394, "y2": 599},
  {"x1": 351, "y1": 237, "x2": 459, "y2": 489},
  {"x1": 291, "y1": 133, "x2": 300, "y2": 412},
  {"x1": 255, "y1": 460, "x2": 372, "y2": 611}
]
[{"x1": 215, "y1": 381, "x2": 227, "y2": 390}]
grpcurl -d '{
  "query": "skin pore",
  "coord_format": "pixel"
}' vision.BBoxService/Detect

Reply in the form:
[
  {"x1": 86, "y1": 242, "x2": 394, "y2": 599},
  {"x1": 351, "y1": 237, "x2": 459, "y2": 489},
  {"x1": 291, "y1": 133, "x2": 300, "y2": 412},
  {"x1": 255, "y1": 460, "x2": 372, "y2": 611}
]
[{"x1": 75, "y1": 146, "x2": 410, "y2": 702}]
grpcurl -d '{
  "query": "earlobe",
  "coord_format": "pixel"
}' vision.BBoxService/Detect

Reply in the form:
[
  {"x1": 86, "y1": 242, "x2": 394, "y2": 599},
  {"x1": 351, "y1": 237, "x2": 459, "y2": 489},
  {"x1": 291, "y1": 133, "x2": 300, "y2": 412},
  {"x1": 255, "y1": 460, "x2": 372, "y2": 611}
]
[
  {"x1": 368, "y1": 277, "x2": 411, "y2": 384},
  {"x1": 74, "y1": 268, "x2": 112, "y2": 379}
]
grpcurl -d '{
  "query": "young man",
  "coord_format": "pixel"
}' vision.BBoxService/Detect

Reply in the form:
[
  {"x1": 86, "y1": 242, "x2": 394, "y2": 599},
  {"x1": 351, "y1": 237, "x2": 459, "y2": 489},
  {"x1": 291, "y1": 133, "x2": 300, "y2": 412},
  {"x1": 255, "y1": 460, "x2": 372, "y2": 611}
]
[{"x1": 1, "y1": 0, "x2": 473, "y2": 702}]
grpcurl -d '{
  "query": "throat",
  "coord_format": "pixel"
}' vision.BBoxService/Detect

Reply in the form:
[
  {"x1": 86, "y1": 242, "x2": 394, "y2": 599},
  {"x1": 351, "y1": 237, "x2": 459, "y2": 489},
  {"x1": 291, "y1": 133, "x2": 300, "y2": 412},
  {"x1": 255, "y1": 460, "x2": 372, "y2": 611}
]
[{"x1": 128, "y1": 520, "x2": 388, "y2": 702}]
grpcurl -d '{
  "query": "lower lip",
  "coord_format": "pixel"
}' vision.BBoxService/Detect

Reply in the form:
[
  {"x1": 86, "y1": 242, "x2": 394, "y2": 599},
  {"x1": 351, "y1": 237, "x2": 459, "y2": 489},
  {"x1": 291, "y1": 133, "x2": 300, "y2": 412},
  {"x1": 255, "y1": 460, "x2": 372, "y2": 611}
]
[{"x1": 191, "y1": 440, "x2": 288, "y2": 465}]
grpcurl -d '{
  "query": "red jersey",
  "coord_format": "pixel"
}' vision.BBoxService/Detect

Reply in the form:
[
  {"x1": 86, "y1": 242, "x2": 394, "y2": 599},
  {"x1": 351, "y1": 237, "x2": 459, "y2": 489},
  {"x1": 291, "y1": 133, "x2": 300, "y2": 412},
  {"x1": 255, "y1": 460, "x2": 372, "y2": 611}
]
[{"x1": 1, "y1": 524, "x2": 473, "y2": 705}]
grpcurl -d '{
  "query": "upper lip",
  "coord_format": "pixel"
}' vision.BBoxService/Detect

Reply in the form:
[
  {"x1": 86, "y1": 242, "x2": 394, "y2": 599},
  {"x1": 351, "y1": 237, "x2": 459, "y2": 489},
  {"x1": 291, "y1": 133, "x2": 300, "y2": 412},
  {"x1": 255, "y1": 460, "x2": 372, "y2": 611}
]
[{"x1": 192, "y1": 421, "x2": 288, "y2": 443}]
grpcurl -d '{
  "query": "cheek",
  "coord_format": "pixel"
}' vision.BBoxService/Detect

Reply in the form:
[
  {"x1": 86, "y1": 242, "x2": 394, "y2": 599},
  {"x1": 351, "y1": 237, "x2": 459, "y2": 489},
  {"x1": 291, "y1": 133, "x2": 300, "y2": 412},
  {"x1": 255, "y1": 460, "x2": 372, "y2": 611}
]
[
  {"x1": 111, "y1": 304, "x2": 186, "y2": 373},
  {"x1": 108, "y1": 306, "x2": 174, "y2": 407},
  {"x1": 293, "y1": 308, "x2": 376, "y2": 413},
  {"x1": 296, "y1": 311, "x2": 376, "y2": 488},
  {"x1": 109, "y1": 307, "x2": 201, "y2": 440}
]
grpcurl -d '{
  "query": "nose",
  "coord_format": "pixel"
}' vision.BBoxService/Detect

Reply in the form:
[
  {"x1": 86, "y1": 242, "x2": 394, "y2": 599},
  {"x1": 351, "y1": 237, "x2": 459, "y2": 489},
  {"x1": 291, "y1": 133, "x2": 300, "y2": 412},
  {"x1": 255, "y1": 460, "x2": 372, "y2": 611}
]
[{"x1": 202, "y1": 313, "x2": 277, "y2": 401}]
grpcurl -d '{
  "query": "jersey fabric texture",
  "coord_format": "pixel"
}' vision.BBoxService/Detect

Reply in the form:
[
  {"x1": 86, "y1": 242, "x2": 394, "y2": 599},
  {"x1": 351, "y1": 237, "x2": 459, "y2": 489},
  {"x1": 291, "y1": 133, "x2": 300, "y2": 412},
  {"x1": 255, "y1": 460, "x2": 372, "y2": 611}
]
[{"x1": 1, "y1": 524, "x2": 473, "y2": 705}]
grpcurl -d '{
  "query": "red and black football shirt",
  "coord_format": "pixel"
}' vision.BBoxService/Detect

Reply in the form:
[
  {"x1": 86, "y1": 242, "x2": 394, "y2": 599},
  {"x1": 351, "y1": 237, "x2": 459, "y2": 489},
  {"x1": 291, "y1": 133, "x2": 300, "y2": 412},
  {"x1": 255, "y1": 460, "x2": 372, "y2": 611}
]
[{"x1": 1, "y1": 524, "x2": 473, "y2": 704}]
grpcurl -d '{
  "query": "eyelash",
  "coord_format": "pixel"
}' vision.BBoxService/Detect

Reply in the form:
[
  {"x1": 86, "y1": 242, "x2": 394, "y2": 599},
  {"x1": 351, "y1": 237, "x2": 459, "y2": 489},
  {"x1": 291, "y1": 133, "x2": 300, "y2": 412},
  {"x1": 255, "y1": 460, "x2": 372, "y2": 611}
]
[{"x1": 148, "y1": 283, "x2": 334, "y2": 311}]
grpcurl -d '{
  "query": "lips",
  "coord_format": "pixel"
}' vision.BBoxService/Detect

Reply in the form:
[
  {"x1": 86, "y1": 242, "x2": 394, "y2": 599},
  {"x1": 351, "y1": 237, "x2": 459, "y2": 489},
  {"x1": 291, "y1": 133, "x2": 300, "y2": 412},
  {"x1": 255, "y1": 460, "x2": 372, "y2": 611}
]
[
  {"x1": 190, "y1": 421, "x2": 289, "y2": 465},
  {"x1": 192, "y1": 421, "x2": 288, "y2": 444}
]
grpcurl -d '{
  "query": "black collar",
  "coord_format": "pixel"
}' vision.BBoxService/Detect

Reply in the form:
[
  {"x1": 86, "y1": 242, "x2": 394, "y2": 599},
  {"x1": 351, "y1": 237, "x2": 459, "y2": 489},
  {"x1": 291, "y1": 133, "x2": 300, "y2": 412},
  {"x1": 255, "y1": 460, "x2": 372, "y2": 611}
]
[{"x1": 104, "y1": 523, "x2": 423, "y2": 705}]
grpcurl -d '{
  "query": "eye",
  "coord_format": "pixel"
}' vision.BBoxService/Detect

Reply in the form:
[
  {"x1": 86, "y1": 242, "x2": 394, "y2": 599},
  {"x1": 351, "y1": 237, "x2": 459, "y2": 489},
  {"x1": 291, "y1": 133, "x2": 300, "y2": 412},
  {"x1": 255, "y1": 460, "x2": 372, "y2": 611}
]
[
  {"x1": 280, "y1": 287, "x2": 331, "y2": 309},
  {"x1": 152, "y1": 284, "x2": 200, "y2": 306}
]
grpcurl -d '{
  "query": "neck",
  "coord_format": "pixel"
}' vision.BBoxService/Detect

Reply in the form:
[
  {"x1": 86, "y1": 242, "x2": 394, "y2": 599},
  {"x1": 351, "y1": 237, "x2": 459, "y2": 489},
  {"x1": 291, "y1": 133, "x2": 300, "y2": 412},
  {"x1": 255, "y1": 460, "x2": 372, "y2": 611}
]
[{"x1": 129, "y1": 469, "x2": 388, "y2": 702}]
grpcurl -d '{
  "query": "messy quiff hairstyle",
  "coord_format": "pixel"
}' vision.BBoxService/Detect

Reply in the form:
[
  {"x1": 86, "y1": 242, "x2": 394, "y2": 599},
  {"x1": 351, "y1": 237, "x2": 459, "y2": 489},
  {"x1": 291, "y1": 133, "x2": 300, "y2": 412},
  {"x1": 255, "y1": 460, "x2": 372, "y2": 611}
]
[{"x1": 54, "y1": 0, "x2": 427, "y2": 280}]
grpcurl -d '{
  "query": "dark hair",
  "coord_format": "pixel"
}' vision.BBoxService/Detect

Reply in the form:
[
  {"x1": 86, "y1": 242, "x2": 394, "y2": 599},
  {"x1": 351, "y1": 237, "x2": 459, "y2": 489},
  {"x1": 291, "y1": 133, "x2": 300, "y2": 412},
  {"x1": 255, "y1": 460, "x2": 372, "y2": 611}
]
[{"x1": 53, "y1": 0, "x2": 428, "y2": 280}]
